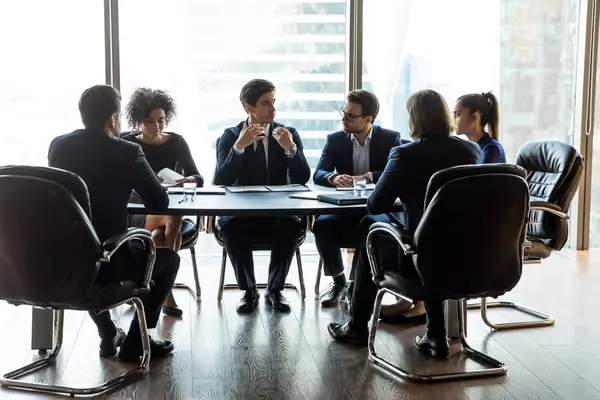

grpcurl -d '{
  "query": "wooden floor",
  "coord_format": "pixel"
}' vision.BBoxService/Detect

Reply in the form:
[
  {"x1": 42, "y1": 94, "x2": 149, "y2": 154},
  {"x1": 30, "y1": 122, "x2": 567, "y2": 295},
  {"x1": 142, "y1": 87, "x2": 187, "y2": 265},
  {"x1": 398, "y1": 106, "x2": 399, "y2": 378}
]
[{"x1": 0, "y1": 240, "x2": 599, "y2": 399}]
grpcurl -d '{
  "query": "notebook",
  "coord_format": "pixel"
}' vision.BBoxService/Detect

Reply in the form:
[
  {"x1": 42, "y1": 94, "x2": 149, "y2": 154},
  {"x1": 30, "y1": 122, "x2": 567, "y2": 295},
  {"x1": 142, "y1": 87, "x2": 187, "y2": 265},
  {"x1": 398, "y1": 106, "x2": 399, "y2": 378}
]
[{"x1": 317, "y1": 193, "x2": 368, "y2": 206}]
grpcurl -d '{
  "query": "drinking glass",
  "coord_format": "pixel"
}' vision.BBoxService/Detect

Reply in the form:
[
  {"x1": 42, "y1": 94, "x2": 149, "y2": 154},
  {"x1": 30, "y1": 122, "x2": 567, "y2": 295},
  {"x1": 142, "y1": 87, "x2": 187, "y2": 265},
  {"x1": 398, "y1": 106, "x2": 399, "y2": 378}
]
[
  {"x1": 353, "y1": 179, "x2": 367, "y2": 198},
  {"x1": 182, "y1": 182, "x2": 196, "y2": 202}
]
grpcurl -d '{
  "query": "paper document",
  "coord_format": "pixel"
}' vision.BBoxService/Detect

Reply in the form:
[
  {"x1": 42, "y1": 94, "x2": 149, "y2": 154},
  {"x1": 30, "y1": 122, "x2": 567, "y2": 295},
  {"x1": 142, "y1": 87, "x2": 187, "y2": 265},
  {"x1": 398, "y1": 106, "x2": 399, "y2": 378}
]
[
  {"x1": 226, "y1": 186, "x2": 271, "y2": 193},
  {"x1": 157, "y1": 168, "x2": 185, "y2": 184},
  {"x1": 336, "y1": 183, "x2": 376, "y2": 191},
  {"x1": 265, "y1": 184, "x2": 310, "y2": 192}
]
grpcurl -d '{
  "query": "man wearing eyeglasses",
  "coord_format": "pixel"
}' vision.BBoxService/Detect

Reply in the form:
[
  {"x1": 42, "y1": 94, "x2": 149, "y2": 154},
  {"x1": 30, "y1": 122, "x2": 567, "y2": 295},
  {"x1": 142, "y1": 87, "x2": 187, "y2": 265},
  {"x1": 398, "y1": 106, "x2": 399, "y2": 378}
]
[{"x1": 313, "y1": 90, "x2": 404, "y2": 307}]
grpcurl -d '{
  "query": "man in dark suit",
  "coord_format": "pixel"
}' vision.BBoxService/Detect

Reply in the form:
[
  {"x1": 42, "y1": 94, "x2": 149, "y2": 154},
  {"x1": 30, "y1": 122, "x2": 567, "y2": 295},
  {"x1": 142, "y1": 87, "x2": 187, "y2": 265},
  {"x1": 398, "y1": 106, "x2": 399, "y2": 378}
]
[
  {"x1": 216, "y1": 79, "x2": 311, "y2": 314},
  {"x1": 48, "y1": 85, "x2": 180, "y2": 361},
  {"x1": 328, "y1": 90, "x2": 482, "y2": 358},
  {"x1": 312, "y1": 90, "x2": 402, "y2": 307}
]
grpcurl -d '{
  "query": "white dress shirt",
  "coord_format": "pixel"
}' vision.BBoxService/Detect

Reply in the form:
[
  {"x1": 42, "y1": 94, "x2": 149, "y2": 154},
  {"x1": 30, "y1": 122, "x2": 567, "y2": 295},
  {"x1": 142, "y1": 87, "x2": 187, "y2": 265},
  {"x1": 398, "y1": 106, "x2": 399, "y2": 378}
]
[
  {"x1": 329, "y1": 126, "x2": 374, "y2": 183},
  {"x1": 351, "y1": 126, "x2": 373, "y2": 179}
]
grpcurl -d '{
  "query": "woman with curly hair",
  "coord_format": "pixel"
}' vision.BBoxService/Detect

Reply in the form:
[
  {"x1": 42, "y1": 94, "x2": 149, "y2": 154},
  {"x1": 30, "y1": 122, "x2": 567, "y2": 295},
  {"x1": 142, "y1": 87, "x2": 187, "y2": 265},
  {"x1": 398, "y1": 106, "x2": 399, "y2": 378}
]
[{"x1": 122, "y1": 87, "x2": 204, "y2": 318}]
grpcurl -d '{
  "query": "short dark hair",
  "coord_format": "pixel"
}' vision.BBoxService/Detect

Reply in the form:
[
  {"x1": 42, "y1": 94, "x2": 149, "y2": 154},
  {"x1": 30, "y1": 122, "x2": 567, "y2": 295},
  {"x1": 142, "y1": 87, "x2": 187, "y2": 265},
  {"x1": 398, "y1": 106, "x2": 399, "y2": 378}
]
[
  {"x1": 78, "y1": 85, "x2": 121, "y2": 129},
  {"x1": 239, "y1": 79, "x2": 276, "y2": 107},
  {"x1": 125, "y1": 87, "x2": 177, "y2": 130},
  {"x1": 406, "y1": 89, "x2": 453, "y2": 139},
  {"x1": 347, "y1": 89, "x2": 380, "y2": 121}
]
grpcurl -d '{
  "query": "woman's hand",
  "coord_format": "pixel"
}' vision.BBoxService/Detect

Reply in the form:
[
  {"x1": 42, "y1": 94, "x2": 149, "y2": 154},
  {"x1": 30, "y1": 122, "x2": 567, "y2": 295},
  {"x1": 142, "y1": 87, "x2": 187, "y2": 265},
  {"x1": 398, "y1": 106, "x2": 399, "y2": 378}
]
[{"x1": 175, "y1": 176, "x2": 197, "y2": 186}]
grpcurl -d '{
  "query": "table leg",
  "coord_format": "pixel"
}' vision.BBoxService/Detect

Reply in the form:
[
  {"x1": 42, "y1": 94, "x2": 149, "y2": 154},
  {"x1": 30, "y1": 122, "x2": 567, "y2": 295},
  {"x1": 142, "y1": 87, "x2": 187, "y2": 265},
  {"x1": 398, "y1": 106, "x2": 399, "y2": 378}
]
[{"x1": 31, "y1": 308, "x2": 54, "y2": 352}]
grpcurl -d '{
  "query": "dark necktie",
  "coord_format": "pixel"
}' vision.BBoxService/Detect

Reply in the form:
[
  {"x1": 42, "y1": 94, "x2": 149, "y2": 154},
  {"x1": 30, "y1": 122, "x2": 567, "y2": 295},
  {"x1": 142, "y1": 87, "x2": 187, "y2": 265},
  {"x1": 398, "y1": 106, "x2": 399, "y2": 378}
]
[{"x1": 254, "y1": 139, "x2": 268, "y2": 184}]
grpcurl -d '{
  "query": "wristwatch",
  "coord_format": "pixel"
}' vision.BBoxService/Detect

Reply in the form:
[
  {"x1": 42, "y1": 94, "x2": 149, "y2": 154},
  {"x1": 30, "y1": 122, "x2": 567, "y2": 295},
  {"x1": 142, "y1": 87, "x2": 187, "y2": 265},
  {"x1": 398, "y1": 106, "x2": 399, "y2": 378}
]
[{"x1": 284, "y1": 144, "x2": 297, "y2": 157}]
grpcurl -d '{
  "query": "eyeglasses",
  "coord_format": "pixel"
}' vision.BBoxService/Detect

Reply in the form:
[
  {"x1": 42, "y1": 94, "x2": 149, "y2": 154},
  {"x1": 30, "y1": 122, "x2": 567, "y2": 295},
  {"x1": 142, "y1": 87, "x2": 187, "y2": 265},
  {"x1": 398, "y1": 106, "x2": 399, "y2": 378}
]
[{"x1": 339, "y1": 107, "x2": 364, "y2": 120}]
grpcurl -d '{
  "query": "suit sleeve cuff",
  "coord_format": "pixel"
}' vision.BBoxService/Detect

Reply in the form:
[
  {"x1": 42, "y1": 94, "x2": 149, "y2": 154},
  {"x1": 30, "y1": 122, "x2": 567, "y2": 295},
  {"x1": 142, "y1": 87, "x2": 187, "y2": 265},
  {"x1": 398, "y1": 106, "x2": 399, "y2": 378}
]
[
  {"x1": 327, "y1": 173, "x2": 337, "y2": 185},
  {"x1": 232, "y1": 145, "x2": 244, "y2": 155}
]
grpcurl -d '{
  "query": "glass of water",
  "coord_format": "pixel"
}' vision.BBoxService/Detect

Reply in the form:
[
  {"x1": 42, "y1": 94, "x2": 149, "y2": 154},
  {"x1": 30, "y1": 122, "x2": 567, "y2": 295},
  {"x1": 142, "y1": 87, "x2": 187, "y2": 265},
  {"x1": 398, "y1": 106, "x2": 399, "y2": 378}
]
[
  {"x1": 353, "y1": 178, "x2": 367, "y2": 198},
  {"x1": 182, "y1": 182, "x2": 196, "y2": 202}
]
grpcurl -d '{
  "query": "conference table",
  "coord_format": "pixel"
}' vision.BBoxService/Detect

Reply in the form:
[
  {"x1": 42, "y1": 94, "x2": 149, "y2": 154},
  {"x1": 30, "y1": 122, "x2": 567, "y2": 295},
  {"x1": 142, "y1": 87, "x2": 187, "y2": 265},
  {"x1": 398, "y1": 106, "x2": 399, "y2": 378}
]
[{"x1": 31, "y1": 185, "x2": 462, "y2": 351}]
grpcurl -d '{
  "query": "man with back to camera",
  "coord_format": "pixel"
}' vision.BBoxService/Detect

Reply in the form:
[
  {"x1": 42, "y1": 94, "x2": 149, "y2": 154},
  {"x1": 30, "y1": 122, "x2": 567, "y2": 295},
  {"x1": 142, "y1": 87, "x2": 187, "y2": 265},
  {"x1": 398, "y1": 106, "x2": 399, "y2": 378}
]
[
  {"x1": 215, "y1": 78, "x2": 311, "y2": 314},
  {"x1": 48, "y1": 84, "x2": 180, "y2": 361},
  {"x1": 312, "y1": 89, "x2": 403, "y2": 307}
]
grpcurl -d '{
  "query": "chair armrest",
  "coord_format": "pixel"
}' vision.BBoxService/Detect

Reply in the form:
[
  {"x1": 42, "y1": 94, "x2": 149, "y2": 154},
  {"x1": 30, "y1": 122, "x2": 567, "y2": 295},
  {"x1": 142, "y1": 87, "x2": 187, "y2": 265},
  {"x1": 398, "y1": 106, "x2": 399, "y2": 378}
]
[
  {"x1": 100, "y1": 228, "x2": 156, "y2": 288},
  {"x1": 529, "y1": 201, "x2": 568, "y2": 219},
  {"x1": 366, "y1": 222, "x2": 415, "y2": 281}
]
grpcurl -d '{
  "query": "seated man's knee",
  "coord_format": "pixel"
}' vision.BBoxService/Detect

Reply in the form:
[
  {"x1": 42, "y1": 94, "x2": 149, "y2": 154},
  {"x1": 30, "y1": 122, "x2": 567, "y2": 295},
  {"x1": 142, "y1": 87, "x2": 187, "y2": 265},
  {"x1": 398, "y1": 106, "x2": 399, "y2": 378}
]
[{"x1": 312, "y1": 215, "x2": 336, "y2": 237}]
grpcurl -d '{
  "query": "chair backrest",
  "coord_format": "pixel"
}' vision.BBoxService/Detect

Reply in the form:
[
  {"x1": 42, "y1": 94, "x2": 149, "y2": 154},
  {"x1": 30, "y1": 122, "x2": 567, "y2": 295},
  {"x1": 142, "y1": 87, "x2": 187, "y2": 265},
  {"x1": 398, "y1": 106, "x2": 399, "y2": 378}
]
[
  {"x1": 213, "y1": 137, "x2": 223, "y2": 186},
  {"x1": 515, "y1": 140, "x2": 583, "y2": 250},
  {"x1": 413, "y1": 164, "x2": 529, "y2": 300},
  {"x1": 0, "y1": 167, "x2": 102, "y2": 308}
]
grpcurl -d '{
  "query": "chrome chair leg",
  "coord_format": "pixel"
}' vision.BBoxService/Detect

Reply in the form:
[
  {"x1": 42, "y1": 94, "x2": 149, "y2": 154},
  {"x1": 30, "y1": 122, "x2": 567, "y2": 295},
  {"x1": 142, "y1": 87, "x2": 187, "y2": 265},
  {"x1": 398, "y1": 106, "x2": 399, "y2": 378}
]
[
  {"x1": 314, "y1": 258, "x2": 323, "y2": 299},
  {"x1": 1, "y1": 298, "x2": 150, "y2": 397},
  {"x1": 173, "y1": 246, "x2": 202, "y2": 301},
  {"x1": 217, "y1": 248, "x2": 227, "y2": 301},
  {"x1": 467, "y1": 297, "x2": 555, "y2": 330},
  {"x1": 368, "y1": 289, "x2": 508, "y2": 382},
  {"x1": 295, "y1": 248, "x2": 306, "y2": 300}
]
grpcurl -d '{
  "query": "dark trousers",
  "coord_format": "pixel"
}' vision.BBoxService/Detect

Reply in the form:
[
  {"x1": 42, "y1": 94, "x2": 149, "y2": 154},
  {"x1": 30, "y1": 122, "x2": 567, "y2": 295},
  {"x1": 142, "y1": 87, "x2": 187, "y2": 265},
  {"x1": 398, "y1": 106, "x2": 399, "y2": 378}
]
[
  {"x1": 313, "y1": 213, "x2": 400, "y2": 280},
  {"x1": 89, "y1": 247, "x2": 180, "y2": 339},
  {"x1": 312, "y1": 214, "x2": 364, "y2": 277},
  {"x1": 219, "y1": 216, "x2": 303, "y2": 292},
  {"x1": 350, "y1": 215, "x2": 446, "y2": 338}
]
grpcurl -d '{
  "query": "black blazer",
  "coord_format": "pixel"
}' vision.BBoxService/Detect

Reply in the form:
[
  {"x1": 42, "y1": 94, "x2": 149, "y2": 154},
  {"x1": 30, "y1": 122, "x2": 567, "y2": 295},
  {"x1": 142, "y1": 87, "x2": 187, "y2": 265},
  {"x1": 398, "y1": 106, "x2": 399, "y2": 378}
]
[
  {"x1": 368, "y1": 136, "x2": 482, "y2": 236},
  {"x1": 215, "y1": 120, "x2": 311, "y2": 186},
  {"x1": 48, "y1": 128, "x2": 169, "y2": 243},
  {"x1": 120, "y1": 132, "x2": 204, "y2": 187},
  {"x1": 313, "y1": 126, "x2": 403, "y2": 186}
]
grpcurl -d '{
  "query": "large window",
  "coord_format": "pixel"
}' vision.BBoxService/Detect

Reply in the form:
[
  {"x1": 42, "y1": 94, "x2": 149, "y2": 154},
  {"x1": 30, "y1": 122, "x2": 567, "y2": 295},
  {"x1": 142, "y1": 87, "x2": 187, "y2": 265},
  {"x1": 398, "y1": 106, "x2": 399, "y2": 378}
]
[
  {"x1": 119, "y1": 0, "x2": 347, "y2": 182},
  {"x1": 0, "y1": 1, "x2": 105, "y2": 166},
  {"x1": 363, "y1": 0, "x2": 581, "y2": 165}
]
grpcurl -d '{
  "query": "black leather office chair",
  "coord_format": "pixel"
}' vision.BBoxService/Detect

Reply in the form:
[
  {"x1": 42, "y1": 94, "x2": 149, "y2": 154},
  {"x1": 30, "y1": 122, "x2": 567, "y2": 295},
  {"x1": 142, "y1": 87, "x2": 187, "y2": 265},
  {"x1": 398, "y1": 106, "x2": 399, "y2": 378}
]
[
  {"x1": 207, "y1": 139, "x2": 307, "y2": 300},
  {"x1": 468, "y1": 141, "x2": 584, "y2": 330},
  {"x1": 0, "y1": 166, "x2": 154, "y2": 397},
  {"x1": 366, "y1": 164, "x2": 529, "y2": 382}
]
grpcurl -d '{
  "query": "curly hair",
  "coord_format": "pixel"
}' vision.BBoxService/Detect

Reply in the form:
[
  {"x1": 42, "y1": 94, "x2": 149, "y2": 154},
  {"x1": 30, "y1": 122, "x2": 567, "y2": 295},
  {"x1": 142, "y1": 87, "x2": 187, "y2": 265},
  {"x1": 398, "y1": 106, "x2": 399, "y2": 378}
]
[{"x1": 125, "y1": 87, "x2": 177, "y2": 129}]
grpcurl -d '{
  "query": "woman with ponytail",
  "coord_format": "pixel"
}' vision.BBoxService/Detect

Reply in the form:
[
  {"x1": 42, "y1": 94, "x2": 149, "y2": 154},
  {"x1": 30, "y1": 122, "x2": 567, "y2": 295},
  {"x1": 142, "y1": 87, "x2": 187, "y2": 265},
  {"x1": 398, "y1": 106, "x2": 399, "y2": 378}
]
[{"x1": 453, "y1": 91, "x2": 506, "y2": 163}]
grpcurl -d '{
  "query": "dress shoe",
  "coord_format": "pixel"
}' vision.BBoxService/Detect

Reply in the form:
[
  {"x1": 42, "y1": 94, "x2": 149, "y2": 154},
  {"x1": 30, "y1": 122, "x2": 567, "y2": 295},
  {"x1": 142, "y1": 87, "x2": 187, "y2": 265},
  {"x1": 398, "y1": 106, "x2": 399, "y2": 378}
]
[
  {"x1": 265, "y1": 290, "x2": 291, "y2": 312},
  {"x1": 237, "y1": 289, "x2": 259, "y2": 314},
  {"x1": 162, "y1": 305, "x2": 183, "y2": 317},
  {"x1": 320, "y1": 283, "x2": 348, "y2": 307},
  {"x1": 327, "y1": 322, "x2": 368, "y2": 347},
  {"x1": 414, "y1": 334, "x2": 450, "y2": 358},
  {"x1": 118, "y1": 337, "x2": 174, "y2": 362},
  {"x1": 99, "y1": 327, "x2": 126, "y2": 358}
]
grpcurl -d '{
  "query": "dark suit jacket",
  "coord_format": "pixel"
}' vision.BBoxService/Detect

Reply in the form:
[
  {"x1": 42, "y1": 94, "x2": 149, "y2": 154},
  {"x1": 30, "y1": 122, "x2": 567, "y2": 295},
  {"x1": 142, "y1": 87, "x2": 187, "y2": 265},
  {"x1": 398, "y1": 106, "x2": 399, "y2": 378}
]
[
  {"x1": 368, "y1": 136, "x2": 482, "y2": 236},
  {"x1": 313, "y1": 126, "x2": 403, "y2": 186},
  {"x1": 215, "y1": 120, "x2": 311, "y2": 186},
  {"x1": 48, "y1": 128, "x2": 169, "y2": 243}
]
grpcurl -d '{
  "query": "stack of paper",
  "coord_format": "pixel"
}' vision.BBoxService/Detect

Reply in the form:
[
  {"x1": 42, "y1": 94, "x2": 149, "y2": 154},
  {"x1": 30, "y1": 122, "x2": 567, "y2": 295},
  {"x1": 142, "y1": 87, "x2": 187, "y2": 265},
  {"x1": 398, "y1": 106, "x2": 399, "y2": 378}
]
[{"x1": 157, "y1": 168, "x2": 185, "y2": 186}]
